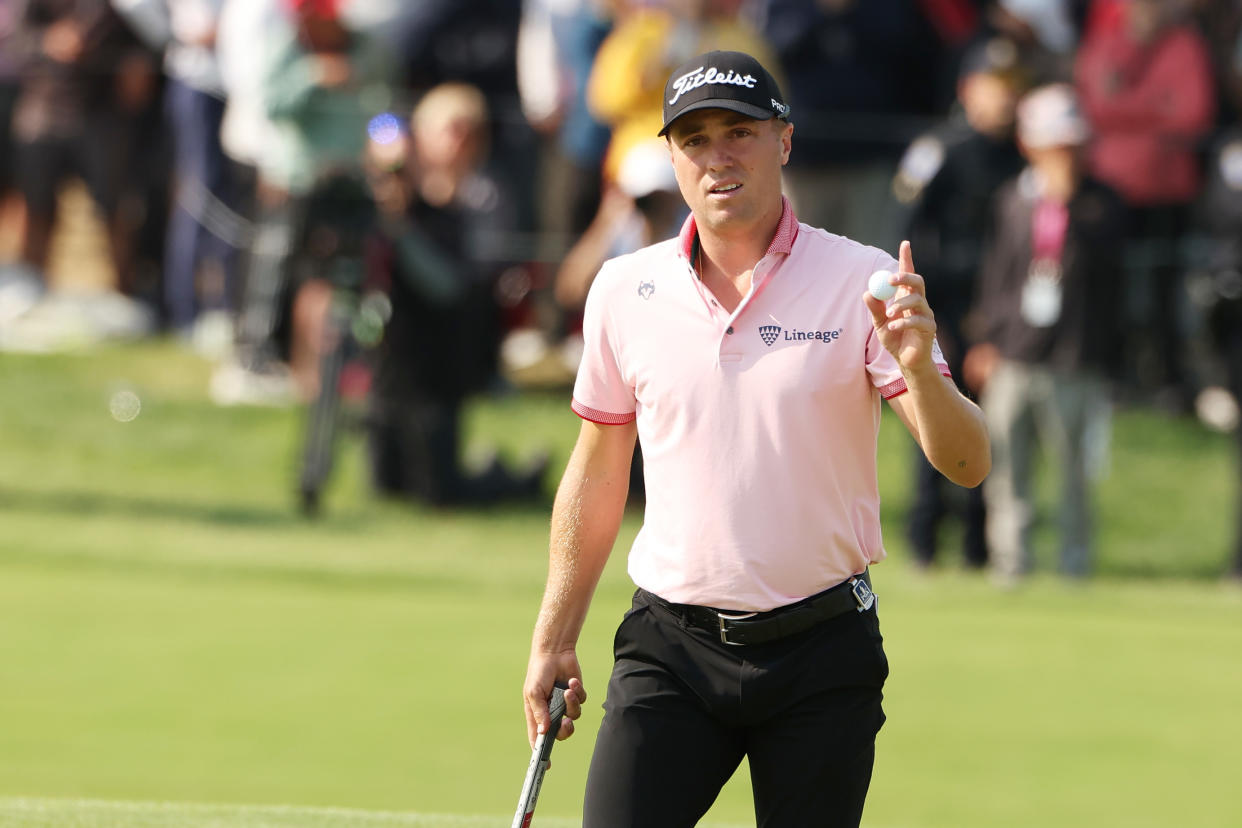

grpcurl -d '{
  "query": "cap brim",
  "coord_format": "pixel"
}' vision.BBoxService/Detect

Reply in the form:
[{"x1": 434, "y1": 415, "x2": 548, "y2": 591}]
[{"x1": 658, "y1": 99, "x2": 779, "y2": 136}]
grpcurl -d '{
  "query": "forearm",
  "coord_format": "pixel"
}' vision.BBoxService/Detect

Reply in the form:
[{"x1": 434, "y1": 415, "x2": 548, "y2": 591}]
[
  {"x1": 524, "y1": 422, "x2": 633, "y2": 744},
  {"x1": 532, "y1": 423, "x2": 635, "y2": 653},
  {"x1": 554, "y1": 207, "x2": 626, "y2": 309},
  {"x1": 900, "y1": 362, "x2": 990, "y2": 488},
  {"x1": 532, "y1": 492, "x2": 616, "y2": 655}
]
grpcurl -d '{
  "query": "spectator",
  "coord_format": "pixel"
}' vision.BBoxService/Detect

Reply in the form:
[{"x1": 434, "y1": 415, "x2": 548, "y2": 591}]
[
  {"x1": 366, "y1": 83, "x2": 547, "y2": 506},
  {"x1": 210, "y1": 0, "x2": 395, "y2": 405},
  {"x1": 987, "y1": 0, "x2": 1081, "y2": 82},
  {"x1": 260, "y1": 0, "x2": 392, "y2": 206},
  {"x1": 892, "y1": 36, "x2": 1027, "y2": 571},
  {"x1": 0, "y1": 2, "x2": 24, "y2": 266},
  {"x1": 114, "y1": 0, "x2": 237, "y2": 345},
  {"x1": 554, "y1": 138, "x2": 686, "y2": 312},
  {"x1": 1187, "y1": 0, "x2": 1242, "y2": 126},
  {"x1": 207, "y1": 0, "x2": 293, "y2": 404},
  {"x1": 394, "y1": 0, "x2": 539, "y2": 239},
  {"x1": 587, "y1": 0, "x2": 778, "y2": 188},
  {"x1": 11, "y1": 0, "x2": 159, "y2": 298},
  {"x1": 518, "y1": 0, "x2": 613, "y2": 260},
  {"x1": 165, "y1": 0, "x2": 232, "y2": 342},
  {"x1": 1192, "y1": 124, "x2": 1242, "y2": 579},
  {"x1": 964, "y1": 84, "x2": 1125, "y2": 585},
  {"x1": 1076, "y1": 0, "x2": 1216, "y2": 409},
  {"x1": 750, "y1": 0, "x2": 949, "y2": 250}
]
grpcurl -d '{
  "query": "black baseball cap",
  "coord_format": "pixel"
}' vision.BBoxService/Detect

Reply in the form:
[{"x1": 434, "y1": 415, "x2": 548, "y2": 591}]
[
  {"x1": 658, "y1": 50, "x2": 790, "y2": 137},
  {"x1": 958, "y1": 37, "x2": 1023, "y2": 85}
]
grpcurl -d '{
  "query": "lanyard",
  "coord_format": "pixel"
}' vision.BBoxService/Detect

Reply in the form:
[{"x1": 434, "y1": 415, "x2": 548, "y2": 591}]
[{"x1": 1031, "y1": 199, "x2": 1070, "y2": 262}]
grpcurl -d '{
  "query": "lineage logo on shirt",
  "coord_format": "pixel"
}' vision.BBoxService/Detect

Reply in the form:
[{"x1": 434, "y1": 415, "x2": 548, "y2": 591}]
[{"x1": 759, "y1": 325, "x2": 842, "y2": 346}]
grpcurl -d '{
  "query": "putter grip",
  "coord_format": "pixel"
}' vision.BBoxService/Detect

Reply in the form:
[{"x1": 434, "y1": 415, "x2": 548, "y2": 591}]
[{"x1": 536, "y1": 685, "x2": 567, "y2": 762}]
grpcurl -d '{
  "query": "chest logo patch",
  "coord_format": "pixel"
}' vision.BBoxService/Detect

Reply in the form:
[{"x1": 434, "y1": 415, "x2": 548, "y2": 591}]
[
  {"x1": 638, "y1": 280, "x2": 655, "y2": 300},
  {"x1": 759, "y1": 325, "x2": 844, "y2": 346}
]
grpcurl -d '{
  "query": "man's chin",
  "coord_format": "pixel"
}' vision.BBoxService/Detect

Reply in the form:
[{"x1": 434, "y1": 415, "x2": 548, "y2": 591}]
[{"x1": 698, "y1": 203, "x2": 755, "y2": 232}]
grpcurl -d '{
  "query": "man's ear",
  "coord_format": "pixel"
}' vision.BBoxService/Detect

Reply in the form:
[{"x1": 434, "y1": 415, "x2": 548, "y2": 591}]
[{"x1": 779, "y1": 121, "x2": 793, "y2": 165}]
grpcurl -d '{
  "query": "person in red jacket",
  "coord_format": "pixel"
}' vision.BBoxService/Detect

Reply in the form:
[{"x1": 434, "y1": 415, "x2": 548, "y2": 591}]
[{"x1": 1075, "y1": 0, "x2": 1215, "y2": 409}]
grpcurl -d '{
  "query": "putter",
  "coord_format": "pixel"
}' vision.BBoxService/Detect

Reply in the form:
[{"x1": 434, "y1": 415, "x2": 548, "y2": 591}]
[{"x1": 511, "y1": 684, "x2": 568, "y2": 828}]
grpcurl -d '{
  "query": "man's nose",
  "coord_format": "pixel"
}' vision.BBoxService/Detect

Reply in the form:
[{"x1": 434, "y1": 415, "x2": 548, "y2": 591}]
[{"x1": 706, "y1": 146, "x2": 735, "y2": 171}]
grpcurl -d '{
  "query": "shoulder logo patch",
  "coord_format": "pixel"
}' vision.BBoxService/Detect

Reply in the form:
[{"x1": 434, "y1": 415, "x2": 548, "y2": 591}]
[{"x1": 638, "y1": 280, "x2": 655, "y2": 300}]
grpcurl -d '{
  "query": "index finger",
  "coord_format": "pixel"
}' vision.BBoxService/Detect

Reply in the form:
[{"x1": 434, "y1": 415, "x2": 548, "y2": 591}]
[
  {"x1": 899, "y1": 239, "x2": 915, "y2": 275},
  {"x1": 525, "y1": 680, "x2": 556, "y2": 746}
]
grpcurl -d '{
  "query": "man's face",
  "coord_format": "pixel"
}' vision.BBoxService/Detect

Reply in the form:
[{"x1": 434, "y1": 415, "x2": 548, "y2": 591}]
[
  {"x1": 960, "y1": 72, "x2": 1018, "y2": 138},
  {"x1": 414, "y1": 112, "x2": 483, "y2": 173},
  {"x1": 666, "y1": 109, "x2": 792, "y2": 237},
  {"x1": 1021, "y1": 143, "x2": 1081, "y2": 180}
]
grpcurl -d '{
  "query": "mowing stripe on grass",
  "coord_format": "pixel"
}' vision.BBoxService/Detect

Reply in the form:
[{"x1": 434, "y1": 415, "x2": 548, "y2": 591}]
[
  {"x1": 0, "y1": 798, "x2": 758, "y2": 828},
  {"x1": 0, "y1": 797, "x2": 580, "y2": 828}
]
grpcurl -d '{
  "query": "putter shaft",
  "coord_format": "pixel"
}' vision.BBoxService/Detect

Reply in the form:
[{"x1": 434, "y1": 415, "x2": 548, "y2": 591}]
[{"x1": 512, "y1": 686, "x2": 568, "y2": 828}]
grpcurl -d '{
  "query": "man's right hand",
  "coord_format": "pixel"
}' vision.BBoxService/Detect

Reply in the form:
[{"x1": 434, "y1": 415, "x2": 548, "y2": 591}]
[{"x1": 523, "y1": 652, "x2": 586, "y2": 748}]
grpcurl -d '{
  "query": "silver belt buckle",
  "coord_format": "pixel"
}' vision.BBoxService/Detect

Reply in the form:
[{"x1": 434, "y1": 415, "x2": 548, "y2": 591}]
[
  {"x1": 716, "y1": 610, "x2": 757, "y2": 645},
  {"x1": 850, "y1": 577, "x2": 876, "y2": 612}
]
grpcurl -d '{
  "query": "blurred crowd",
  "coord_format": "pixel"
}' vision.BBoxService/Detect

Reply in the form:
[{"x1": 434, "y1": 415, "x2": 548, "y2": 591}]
[{"x1": 1, "y1": 0, "x2": 1241, "y2": 577}]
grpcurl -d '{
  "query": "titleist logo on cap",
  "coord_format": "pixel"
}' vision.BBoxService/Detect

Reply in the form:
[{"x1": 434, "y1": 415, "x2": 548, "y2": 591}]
[
  {"x1": 668, "y1": 66, "x2": 758, "y2": 106},
  {"x1": 658, "y1": 50, "x2": 788, "y2": 137}
]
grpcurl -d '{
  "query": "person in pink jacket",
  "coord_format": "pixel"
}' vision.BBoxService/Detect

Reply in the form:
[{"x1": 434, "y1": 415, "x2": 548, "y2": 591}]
[{"x1": 1075, "y1": 0, "x2": 1215, "y2": 409}]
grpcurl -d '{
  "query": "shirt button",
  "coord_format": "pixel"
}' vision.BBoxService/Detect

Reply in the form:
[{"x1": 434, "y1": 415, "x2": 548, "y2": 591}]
[{"x1": 726, "y1": 326, "x2": 734, "y2": 335}]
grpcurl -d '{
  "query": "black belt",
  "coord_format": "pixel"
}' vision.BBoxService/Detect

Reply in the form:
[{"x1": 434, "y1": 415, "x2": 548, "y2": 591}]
[{"x1": 639, "y1": 570, "x2": 876, "y2": 647}]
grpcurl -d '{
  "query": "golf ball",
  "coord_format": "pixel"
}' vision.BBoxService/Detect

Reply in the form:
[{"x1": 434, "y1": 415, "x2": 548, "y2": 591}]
[
  {"x1": 868, "y1": 269, "x2": 897, "y2": 301},
  {"x1": 109, "y1": 389, "x2": 141, "y2": 422}
]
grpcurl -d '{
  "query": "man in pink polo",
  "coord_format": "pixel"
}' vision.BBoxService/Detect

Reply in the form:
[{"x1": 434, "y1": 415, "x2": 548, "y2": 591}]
[{"x1": 522, "y1": 50, "x2": 990, "y2": 827}]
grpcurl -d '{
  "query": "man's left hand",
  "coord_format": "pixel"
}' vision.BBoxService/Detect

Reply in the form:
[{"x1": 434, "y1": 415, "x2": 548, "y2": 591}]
[{"x1": 863, "y1": 240, "x2": 937, "y2": 374}]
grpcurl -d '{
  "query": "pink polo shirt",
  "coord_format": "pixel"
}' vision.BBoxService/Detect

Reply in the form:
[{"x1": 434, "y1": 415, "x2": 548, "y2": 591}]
[{"x1": 572, "y1": 198, "x2": 950, "y2": 612}]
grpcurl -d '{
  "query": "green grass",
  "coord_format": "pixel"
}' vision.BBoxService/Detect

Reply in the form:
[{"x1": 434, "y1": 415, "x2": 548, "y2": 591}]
[
  {"x1": 0, "y1": 797, "x2": 594, "y2": 827},
  {"x1": 1, "y1": 341, "x2": 1241, "y2": 827}
]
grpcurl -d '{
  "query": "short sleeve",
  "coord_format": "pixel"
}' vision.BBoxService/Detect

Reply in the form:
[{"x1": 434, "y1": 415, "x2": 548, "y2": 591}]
[{"x1": 571, "y1": 263, "x2": 637, "y2": 424}]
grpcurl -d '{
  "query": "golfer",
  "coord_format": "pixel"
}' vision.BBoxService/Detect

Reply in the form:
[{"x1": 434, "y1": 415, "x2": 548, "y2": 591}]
[{"x1": 523, "y1": 50, "x2": 990, "y2": 827}]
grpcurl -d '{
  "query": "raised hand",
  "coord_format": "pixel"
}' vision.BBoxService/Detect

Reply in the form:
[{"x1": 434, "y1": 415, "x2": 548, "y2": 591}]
[{"x1": 863, "y1": 240, "x2": 938, "y2": 373}]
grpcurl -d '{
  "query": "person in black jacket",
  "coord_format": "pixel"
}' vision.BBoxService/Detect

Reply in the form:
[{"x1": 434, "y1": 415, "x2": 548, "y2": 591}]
[
  {"x1": 1195, "y1": 125, "x2": 1242, "y2": 581},
  {"x1": 893, "y1": 37, "x2": 1026, "y2": 571},
  {"x1": 11, "y1": 0, "x2": 158, "y2": 296},
  {"x1": 366, "y1": 82, "x2": 546, "y2": 506},
  {"x1": 963, "y1": 83, "x2": 1125, "y2": 585}
]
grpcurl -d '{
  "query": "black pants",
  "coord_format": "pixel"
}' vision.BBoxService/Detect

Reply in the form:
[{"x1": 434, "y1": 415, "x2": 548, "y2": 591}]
[
  {"x1": 366, "y1": 396, "x2": 542, "y2": 506},
  {"x1": 584, "y1": 588, "x2": 888, "y2": 827},
  {"x1": 1226, "y1": 326, "x2": 1242, "y2": 577},
  {"x1": 1122, "y1": 204, "x2": 1190, "y2": 397},
  {"x1": 908, "y1": 448, "x2": 988, "y2": 567},
  {"x1": 905, "y1": 294, "x2": 987, "y2": 567}
]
